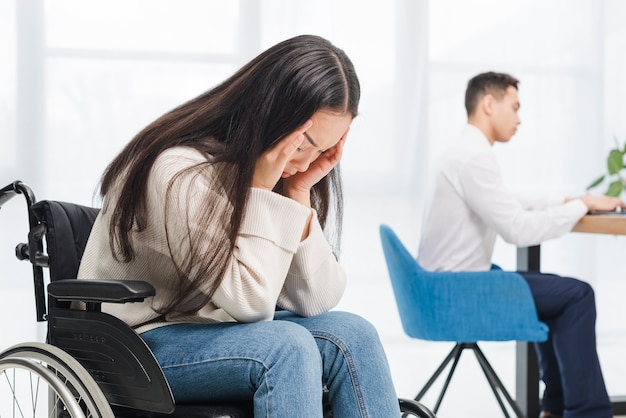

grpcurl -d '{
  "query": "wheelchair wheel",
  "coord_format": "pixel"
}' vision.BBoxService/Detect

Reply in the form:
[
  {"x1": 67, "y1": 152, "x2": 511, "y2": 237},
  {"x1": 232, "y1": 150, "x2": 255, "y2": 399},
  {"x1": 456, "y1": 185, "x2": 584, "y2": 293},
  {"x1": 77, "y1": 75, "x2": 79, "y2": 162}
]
[
  {"x1": 399, "y1": 398, "x2": 437, "y2": 418},
  {"x1": 0, "y1": 342, "x2": 113, "y2": 417}
]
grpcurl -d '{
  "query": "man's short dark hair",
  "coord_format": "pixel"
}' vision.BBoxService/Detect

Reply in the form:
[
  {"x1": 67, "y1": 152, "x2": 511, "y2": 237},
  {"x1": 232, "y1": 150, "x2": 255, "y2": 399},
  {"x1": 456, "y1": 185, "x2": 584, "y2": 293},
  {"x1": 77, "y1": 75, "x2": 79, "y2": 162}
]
[{"x1": 465, "y1": 72, "x2": 519, "y2": 117}]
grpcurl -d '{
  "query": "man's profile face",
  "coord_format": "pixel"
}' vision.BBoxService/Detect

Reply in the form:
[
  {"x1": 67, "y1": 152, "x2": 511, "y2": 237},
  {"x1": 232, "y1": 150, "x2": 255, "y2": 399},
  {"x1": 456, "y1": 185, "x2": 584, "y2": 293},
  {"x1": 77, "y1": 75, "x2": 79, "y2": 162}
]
[{"x1": 491, "y1": 85, "x2": 521, "y2": 143}]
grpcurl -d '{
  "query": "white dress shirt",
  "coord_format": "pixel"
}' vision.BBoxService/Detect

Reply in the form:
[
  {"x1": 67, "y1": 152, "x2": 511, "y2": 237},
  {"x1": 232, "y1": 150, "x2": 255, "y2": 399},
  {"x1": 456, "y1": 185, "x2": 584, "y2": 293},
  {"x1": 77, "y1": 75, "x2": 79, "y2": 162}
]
[{"x1": 417, "y1": 124, "x2": 588, "y2": 272}]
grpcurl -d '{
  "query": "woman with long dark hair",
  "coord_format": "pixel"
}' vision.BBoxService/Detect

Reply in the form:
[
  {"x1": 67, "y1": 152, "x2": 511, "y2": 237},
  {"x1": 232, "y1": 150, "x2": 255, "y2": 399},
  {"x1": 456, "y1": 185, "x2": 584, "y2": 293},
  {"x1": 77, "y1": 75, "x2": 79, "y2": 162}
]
[{"x1": 78, "y1": 35, "x2": 402, "y2": 416}]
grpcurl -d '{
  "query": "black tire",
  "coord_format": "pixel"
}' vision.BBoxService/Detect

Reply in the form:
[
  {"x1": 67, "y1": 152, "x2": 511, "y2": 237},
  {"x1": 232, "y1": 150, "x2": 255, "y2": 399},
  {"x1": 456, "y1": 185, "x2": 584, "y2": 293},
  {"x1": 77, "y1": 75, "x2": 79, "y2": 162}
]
[{"x1": 399, "y1": 398, "x2": 438, "y2": 418}]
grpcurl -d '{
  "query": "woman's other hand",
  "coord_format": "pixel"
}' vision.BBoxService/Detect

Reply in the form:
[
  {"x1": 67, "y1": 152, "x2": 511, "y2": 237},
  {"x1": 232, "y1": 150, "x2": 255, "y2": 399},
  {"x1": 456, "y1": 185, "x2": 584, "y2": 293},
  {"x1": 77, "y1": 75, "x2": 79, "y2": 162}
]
[
  {"x1": 252, "y1": 120, "x2": 313, "y2": 191},
  {"x1": 283, "y1": 127, "x2": 349, "y2": 205}
]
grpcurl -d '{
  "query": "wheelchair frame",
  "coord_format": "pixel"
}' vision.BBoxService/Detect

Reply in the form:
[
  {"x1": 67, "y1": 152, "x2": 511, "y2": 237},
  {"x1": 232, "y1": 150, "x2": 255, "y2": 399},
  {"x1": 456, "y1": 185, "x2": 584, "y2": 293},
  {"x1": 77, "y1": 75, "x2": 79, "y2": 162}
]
[{"x1": 0, "y1": 180, "x2": 436, "y2": 418}]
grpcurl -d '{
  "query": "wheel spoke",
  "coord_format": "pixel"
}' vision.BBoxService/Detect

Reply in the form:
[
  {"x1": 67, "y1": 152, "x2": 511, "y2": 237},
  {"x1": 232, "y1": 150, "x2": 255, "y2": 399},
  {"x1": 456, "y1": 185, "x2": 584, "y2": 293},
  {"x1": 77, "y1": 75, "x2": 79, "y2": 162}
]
[
  {"x1": 30, "y1": 371, "x2": 41, "y2": 417},
  {"x1": 2, "y1": 368, "x2": 26, "y2": 418}
]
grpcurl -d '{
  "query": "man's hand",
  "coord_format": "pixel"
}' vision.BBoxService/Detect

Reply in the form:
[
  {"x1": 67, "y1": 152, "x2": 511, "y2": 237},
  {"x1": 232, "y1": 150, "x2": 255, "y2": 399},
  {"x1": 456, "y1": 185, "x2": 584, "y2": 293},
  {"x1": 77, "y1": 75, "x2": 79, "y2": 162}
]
[{"x1": 568, "y1": 194, "x2": 626, "y2": 212}]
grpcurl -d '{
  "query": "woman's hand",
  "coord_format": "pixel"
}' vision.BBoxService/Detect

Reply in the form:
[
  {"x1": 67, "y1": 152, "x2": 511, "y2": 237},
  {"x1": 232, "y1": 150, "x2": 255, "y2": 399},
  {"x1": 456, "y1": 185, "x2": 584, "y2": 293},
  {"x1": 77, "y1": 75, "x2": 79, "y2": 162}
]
[
  {"x1": 285, "y1": 127, "x2": 349, "y2": 241},
  {"x1": 283, "y1": 127, "x2": 349, "y2": 204},
  {"x1": 254, "y1": 119, "x2": 349, "y2": 241},
  {"x1": 252, "y1": 120, "x2": 312, "y2": 191}
]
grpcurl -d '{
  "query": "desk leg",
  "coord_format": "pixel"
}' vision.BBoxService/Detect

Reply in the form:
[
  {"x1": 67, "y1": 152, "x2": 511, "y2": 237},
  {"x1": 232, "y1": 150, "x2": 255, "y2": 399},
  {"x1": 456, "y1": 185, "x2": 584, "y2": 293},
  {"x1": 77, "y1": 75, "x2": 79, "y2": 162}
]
[
  {"x1": 516, "y1": 341, "x2": 540, "y2": 418},
  {"x1": 515, "y1": 245, "x2": 626, "y2": 416},
  {"x1": 516, "y1": 245, "x2": 541, "y2": 418},
  {"x1": 613, "y1": 397, "x2": 626, "y2": 415},
  {"x1": 516, "y1": 245, "x2": 541, "y2": 272}
]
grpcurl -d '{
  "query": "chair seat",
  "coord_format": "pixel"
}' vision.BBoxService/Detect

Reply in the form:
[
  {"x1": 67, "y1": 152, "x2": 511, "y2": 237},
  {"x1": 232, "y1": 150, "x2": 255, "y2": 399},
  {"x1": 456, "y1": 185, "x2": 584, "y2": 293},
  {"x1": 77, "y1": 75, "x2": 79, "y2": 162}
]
[
  {"x1": 170, "y1": 405, "x2": 252, "y2": 418},
  {"x1": 116, "y1": 403, "x2": 253, "y2": 418},
  {"x1": 379, "y1": 224, "x2": 548, "y2": 418},
  {"x1": 379, "y1": 225, "x2": 548, "y2": 343}
]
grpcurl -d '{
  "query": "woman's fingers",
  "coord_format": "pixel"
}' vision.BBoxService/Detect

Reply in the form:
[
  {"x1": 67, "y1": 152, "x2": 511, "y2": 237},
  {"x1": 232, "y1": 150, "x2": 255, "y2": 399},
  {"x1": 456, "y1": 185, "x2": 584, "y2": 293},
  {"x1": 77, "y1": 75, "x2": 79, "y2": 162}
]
[
  {"x1": 273, "y1": 120, "x2": 312, "y2": 165},
  {"x1": 326, "y1": 126, "x2": 349, "y2": 165},
  {"x1": 286, "y1": 126, "x2": 351, "y2": 193},
  {"x1": 252, "y1": 120, "x2": 312, "y2": 190},
  {"x1": 312, "y1": 126, "x2": 350, "y2": 174}
]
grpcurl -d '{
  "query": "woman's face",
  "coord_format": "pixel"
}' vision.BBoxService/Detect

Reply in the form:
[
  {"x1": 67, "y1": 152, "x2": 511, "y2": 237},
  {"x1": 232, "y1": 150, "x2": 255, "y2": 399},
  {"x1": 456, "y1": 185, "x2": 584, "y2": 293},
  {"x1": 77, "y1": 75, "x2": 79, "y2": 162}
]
[{"x1": 282, "y1": 110, "x2": 352, "y2": 177}]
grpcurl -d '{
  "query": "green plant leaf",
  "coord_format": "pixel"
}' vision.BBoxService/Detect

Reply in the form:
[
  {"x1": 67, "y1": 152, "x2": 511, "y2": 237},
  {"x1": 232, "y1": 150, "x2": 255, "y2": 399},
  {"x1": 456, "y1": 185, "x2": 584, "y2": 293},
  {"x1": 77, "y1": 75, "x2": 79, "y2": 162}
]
[
  {"x1": 606, "y1": 180, "x2": 624, "y2": 197},
  {"x1": 607, "y1": 149, "x2": 624, "y2": 175},
  {"x1": 586, "y1": 175, "x2": 605, "y2": 190}
]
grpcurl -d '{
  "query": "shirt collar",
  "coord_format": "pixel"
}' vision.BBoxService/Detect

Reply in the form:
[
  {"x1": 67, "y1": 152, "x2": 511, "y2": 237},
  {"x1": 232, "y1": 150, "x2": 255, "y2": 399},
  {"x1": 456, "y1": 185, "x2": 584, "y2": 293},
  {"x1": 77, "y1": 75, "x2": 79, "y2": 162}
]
[{"x1": 463, "y1": 123, "x2": 493, "y2": 148}]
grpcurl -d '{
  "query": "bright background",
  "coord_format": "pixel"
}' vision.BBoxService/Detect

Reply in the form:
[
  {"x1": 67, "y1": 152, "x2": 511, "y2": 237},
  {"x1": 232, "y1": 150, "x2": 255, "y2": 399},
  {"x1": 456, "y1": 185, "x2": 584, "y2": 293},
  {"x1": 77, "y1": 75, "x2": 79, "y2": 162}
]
[{"x1": 2, "y1": 1, "x2": 626, "y2": 416}]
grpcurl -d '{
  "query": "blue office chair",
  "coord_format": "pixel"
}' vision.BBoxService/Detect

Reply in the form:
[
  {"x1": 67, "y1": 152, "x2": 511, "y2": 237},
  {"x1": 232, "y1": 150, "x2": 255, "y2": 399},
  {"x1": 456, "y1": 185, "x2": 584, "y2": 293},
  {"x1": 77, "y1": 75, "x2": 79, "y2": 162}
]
[{"x1": 379, "y1": 224, "x2": 548, "y2": 418}]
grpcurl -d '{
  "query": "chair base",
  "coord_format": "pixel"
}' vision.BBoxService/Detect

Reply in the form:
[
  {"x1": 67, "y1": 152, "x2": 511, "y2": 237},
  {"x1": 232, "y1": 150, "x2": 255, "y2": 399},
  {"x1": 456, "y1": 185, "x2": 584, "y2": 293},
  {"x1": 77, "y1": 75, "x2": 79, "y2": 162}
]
[{"x1": 415, "y1": 343, "x2": 525, "y2": 418}]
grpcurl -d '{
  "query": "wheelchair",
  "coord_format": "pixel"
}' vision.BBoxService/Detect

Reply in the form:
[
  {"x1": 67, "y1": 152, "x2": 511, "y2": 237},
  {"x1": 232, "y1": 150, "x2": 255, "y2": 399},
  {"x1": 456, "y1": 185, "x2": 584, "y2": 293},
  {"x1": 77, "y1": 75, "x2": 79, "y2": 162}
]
[{"x1": 0, "y1": 180, "x2": 436, "y2": 418}]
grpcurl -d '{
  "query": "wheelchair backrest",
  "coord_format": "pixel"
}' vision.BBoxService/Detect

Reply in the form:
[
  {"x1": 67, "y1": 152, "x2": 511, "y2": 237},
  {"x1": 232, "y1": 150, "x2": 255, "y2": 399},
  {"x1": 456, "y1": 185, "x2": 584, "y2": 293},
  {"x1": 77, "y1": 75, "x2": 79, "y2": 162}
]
[
  {"x1": 30, "y1": 200, "x2": 178, "y2": 413},
  {"x1": 31, "y1": 200, "x2": 100, "y2": 283},
  {"x1": 4, "y1": 184, "x2": 260, "y2": 415}
]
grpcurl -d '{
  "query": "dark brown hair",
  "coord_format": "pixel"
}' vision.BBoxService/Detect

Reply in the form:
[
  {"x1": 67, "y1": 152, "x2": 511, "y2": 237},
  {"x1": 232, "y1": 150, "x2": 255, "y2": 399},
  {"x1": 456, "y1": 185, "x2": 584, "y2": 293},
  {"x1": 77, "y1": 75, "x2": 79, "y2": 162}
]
[
  {"x1": 465, "y1": 71, "x2": 519, "y2": 116},
  {"x1": 99, "y1": 35, "x2": 360, "y2": 314}
]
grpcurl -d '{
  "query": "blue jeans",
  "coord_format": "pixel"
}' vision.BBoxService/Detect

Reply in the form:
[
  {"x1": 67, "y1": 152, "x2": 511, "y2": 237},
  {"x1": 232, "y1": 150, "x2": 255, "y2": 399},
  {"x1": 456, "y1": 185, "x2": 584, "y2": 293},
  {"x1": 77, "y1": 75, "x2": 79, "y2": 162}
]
[
  {"x1": 140, "y1": 310, "x2": 401, "y2": 418},
  {"x1": 520, "y1": 272, "x2": 612, "y2": 418}
]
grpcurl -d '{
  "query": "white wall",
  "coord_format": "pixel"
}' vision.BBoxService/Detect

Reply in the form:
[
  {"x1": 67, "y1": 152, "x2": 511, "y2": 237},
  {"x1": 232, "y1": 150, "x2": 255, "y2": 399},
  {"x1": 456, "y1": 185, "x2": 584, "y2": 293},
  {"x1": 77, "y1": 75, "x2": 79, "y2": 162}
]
[{"x1": 2, "y1": 1, "x2": 626, "y2": 416}]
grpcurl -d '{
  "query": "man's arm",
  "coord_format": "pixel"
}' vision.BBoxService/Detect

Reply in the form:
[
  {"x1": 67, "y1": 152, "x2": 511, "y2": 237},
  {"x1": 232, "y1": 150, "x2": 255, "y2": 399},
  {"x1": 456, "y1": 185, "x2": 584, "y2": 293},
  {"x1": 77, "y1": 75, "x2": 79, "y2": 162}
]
[{"x1": 459, "y1": 153, "x2": 589, "y2": 247}]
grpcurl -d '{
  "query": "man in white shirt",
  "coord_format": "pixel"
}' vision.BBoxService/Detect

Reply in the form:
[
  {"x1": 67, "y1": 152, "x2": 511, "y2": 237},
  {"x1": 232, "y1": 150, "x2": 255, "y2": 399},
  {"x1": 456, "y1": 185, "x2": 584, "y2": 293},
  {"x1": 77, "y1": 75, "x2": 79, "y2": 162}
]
[{"x1": 418, "y1": 72, "x2": 624, "y2": 418}]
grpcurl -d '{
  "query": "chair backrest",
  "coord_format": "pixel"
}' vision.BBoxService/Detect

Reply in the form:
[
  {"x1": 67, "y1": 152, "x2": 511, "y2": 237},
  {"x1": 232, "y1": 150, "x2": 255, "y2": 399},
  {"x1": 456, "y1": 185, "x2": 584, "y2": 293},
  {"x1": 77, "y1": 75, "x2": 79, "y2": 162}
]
[
  {"x1": 379, "y1": 225, "x2": 548, "y2": 343},
  {"x1": 31, "y1": 200, "x2": 100, "y2": 283},
  {"x1": 9, "y1": 188, "x2": 254, "y2": 416},
  {"x1": 31, "y1": 200, "x2": 177, "y2": 413}
]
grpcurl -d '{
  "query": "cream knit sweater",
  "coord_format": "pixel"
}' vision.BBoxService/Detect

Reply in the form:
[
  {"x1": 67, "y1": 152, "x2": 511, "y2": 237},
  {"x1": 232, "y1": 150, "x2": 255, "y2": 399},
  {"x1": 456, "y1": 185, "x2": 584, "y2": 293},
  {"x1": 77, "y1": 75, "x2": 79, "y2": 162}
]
[{"x1": 77, "y1": 147, "x2": 346, "y2": 333}]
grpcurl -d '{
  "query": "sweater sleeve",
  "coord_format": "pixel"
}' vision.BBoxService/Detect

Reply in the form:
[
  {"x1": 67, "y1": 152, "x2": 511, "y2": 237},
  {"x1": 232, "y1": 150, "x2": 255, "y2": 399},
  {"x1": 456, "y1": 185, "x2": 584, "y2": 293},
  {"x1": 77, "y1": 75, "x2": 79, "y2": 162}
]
[
  {"x1": 277, "y1": 211, "x2": 347, "y2": 317},
  {"x1": 459, "y1": 153, "x2": 588, "y2": 247},
  {"x1": 209, "y1": 188, "x2": 313, "y2": 322},
  {"x1": 149, "y1": 149, "x2": 344, "y2": 323}
]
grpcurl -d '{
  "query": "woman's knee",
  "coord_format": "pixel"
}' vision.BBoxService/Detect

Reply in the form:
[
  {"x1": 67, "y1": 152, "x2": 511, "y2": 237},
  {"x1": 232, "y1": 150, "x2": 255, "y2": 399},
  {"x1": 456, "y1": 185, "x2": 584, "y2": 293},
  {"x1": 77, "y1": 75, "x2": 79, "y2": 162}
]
[
  {"x1": 263, "y1": 321, "x2": 322, "y2": 370},
  {"x1": 310, "y1": 311, "x2": 383, "y2": 348}
]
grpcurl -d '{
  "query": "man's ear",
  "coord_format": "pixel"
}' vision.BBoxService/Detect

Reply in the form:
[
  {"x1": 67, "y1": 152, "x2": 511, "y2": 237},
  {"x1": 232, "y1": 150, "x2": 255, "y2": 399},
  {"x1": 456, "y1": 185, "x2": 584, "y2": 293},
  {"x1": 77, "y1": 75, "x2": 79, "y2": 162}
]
[{"x1": 481, "y1": 94, "x2": 495, "y2": 116}]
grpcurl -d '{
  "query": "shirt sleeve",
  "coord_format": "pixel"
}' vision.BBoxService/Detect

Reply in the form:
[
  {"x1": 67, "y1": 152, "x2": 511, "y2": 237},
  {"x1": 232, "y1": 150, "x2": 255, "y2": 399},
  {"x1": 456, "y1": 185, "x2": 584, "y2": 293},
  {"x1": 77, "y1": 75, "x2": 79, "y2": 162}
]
[
  {"x1": 459, "y1": 152, "x2": 588, "y2": 247},
  {"x1": 514, "y1": 190, "x2": 566, "y2": 210}
]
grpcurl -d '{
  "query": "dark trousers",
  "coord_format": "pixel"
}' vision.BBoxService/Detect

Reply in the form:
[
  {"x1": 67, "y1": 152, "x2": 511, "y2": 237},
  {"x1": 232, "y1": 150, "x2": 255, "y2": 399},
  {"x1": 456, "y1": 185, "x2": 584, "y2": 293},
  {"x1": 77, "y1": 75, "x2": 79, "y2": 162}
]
[{"x1": 519, "y1": 271, "x2": 612, "y2": 418}]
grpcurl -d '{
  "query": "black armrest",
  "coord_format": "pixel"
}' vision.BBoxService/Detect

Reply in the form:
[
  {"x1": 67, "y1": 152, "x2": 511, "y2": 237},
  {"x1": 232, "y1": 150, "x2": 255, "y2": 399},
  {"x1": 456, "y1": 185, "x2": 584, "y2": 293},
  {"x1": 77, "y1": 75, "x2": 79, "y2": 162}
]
[{"x1": 47, "y1": 279, "x2": 155, "y2": 303}]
